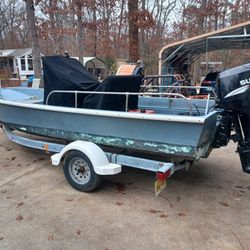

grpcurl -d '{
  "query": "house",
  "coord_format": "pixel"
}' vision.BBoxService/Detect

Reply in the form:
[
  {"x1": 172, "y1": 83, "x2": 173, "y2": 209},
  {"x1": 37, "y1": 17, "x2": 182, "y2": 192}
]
[
  {"x1": 0, "y1": 48, "x2": 44, "y2": 78},
  {"x1": 0, "y1": 48, "x2": 106, "y2": 79}
]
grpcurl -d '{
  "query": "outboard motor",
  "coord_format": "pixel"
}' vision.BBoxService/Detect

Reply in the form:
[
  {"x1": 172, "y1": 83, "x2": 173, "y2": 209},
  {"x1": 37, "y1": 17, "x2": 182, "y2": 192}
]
[{"x1": 214, "y1": 63, "x2": 250, "y2": 173}]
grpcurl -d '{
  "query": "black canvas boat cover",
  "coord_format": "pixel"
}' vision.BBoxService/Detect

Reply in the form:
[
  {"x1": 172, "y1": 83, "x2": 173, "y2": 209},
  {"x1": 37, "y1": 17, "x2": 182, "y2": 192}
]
[
  {"x1": 43, "y1": 56, "x2": 142, "y2": 110},
  {"x1": 43, "y1": 56, "x2": 100, "y2": 107},
  {"x1": 83, "y1": 75, "x2": 142, "y2": 111}
]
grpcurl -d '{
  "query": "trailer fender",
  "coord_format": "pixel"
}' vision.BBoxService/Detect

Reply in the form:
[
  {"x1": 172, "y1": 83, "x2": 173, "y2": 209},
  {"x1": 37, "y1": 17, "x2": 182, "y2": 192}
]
[{"x1": 51, "y1": 140, "x2": 121, "y2": 175}]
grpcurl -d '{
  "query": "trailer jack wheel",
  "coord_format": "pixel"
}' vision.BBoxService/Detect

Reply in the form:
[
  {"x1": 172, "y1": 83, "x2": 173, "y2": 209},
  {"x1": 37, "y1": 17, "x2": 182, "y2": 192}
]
[{"x1": 63, "y1": 150, "x2": 102, "y2": 192}]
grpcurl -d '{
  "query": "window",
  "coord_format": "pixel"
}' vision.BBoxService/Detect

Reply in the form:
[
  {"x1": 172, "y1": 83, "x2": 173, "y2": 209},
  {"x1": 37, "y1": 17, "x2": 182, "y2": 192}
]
[
  {"x1": 27, "y1": 54, "x2": 33, "y2": 71},
  {"x1": 21, "y1": 56, "x2": 25, "y2": 71}
]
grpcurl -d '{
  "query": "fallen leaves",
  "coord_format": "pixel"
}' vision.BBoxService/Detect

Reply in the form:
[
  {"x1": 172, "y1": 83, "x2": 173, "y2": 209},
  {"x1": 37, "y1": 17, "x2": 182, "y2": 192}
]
[
  {"x1": 148, "y1": 209, "x2": 168, "y2": 219},
  {"x1": 178, "y1": 212, "x2": 186, "y2": 217},
  {"x1": 115, "y1": 183, "x2": 126, "y2": 193},
  {"x1": 16, "y1": 215, "x2": 24, "y2": 222},
  {"x1": 16, "y1": 202, "x2": 24, "y2": 208},
  {"x1": 76, "y1": 229, "x2": 81, "y2": 236},
  {"x1": 219, "y1": 202, "x2": 229, "y2": 207},
  {"x1": 148, "y1": 209, "x2": 162, "y2": 214},
  {"x1": 159, "y1": 213, "x2": 168, "y2": 219},
  {"x1": 115, "y1": 202, "x2": 123, "y2": 206}
]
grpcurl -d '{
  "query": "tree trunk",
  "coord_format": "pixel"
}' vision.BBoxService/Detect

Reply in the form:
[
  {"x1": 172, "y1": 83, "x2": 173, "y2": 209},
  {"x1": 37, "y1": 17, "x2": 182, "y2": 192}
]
[
  {"x1": 128, "y1": 0, "x2": 139, "y2": 63},
  {"x1": 197, "y1": 0, "x2": 207, "y2": 33},
  {"x1": 48, "y1": 0, "x2": 63, "y2": 54},
  {"x1": 26, "y1": 0, "x2": 43, "y2": 87},
  {"x1": 140, "y1": 0, "x2": 146, "y2": 65},
  {"x1": 48, "y1": 0, "x2": 58, "y2": 54},
  {"x1": 76, "y1": 2, "x2": 84, "y2": 65},
  {"x1": 93, "y1": 1, "x2": 97, "y2": 57},
  {"x1": 25, "y1": 0, "x2": 43, "y2": 86},
  {"x1": 117, "y1": 0, "x2": 125, "y2": 58}
]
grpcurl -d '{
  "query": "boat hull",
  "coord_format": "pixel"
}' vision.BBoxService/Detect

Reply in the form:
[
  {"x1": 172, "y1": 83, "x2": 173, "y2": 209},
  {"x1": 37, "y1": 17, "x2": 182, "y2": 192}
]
[{"x1": 0, "y1": 95, "x2": 220, "y2": 160}]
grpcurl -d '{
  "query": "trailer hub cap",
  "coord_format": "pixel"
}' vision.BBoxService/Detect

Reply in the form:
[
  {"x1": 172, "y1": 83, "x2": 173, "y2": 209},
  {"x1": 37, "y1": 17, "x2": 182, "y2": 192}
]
[{"x1": 69, "y1": 157, "x2": 91, "y2": 184}]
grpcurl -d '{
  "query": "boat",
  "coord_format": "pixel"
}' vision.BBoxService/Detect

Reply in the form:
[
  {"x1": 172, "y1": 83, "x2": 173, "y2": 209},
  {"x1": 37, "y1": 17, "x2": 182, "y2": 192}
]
[
  {"x1": 0, "y1": 56, "x2": 249, "y2": 192},
  {"x1": 0, "y1": 86, "x2": 218, "y2": 160},
  {"x1": 0, "y1": 56, "x2": 219, "y2": 161}
]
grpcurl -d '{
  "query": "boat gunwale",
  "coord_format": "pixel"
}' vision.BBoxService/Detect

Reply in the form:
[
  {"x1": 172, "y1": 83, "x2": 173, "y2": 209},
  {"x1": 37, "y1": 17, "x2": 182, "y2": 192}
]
[{"x1": 0, "y1": 98, "x2": 219, "y2": 124}]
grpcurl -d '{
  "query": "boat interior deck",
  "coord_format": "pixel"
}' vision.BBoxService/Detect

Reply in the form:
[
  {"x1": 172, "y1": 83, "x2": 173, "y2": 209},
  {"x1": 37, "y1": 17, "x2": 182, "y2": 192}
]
[{"x1": 0, "y1": 87, "x2": 215, "y2": 117}]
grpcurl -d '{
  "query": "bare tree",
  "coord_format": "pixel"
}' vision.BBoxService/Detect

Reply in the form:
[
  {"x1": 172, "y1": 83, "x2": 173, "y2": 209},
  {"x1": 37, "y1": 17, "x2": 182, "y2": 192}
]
[
  {"x1": 74, "y1": 0, "x2": 84, "y2": 64},
  {"x1": 2, "y1": 0, "x2": 249, "y2": 77},
  {"x1": 128, "y1": 0, "x2": 139, "y2": 63},
  {"x1": 92, "y1": 0, "x2": 97, "y2": 57},
  {"x1": 24, "y1": 0, "x2": 43, "y2": 86},
  {"x1": 0, "y1": 0, "x2": 27, "y2": 48}
]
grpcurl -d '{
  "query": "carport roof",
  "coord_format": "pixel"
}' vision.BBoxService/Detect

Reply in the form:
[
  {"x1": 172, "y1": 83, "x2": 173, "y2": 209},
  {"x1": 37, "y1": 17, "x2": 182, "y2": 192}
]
[{"x1": 159, "y1": 20, "x2": 250, "y2": 72}]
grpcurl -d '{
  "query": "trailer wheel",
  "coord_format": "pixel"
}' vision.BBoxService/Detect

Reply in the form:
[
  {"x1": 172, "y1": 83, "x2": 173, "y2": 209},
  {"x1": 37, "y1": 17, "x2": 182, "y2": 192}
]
[{"x1": 63, "y1": 150, "x2": 102, "y2": 192}]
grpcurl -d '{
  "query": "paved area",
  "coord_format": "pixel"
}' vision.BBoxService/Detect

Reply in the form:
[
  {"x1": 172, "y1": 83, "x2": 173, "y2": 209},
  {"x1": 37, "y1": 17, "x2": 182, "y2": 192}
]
[{"x1": 0, "y1": 130, "x2": 249, "y2": 250}]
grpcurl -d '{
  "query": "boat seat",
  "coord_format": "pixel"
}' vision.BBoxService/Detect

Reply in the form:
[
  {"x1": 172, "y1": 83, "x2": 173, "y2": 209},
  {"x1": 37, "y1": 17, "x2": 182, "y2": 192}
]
[{"x1": 83, "y1": 75, "x2": 142, "y2": 111}]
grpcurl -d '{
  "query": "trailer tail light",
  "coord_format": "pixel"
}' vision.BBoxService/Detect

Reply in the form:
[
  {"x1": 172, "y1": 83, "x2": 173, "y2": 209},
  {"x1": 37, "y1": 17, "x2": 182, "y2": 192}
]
[
  {"x1": 155, "y1": 163, "x2": 174, "y2": 196},
  {"x1": 156, "y1": 169, "x2": 171, "y2": 181}
]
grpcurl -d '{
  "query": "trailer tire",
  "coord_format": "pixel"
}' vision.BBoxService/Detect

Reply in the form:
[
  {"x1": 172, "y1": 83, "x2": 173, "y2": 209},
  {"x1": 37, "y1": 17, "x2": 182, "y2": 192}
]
[{"x1": 63, "y1": 150, "x2": 102, "y2": 192}]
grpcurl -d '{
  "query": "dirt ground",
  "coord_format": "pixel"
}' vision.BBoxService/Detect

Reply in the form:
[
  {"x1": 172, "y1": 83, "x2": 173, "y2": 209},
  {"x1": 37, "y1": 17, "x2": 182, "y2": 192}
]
[{"x1": 0, "y1": 130, "x2": 249, "y2": 250}]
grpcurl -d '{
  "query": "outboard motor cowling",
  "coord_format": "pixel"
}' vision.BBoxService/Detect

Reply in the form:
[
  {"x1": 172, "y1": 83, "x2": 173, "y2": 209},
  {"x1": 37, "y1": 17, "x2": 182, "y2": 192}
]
[{"x1": 215, "y1": 63, "x2": 250, "y2": 173}]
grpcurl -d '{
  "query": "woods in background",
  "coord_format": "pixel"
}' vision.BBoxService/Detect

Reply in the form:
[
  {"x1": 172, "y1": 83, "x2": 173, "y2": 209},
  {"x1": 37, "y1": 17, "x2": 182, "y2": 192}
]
[{"x1": 1, "y1": 0, "x2": 250, "y2": 74}]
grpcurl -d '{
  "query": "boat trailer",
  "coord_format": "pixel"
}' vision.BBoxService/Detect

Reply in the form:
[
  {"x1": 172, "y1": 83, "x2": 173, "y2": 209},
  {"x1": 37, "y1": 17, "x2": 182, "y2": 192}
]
[{"x1": 3, "y1": 126, "x2": 189, "y2": 196}]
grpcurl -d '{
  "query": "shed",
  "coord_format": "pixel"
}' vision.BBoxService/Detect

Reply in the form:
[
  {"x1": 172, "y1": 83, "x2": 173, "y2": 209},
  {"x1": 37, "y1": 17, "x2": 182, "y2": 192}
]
[{"x1": 73, "y1": 57, "x2": 106, "y2": 79}]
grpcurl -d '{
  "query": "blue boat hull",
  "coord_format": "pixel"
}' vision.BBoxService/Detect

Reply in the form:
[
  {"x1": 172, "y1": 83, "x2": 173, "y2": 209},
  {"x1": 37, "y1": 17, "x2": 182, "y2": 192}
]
[{"x1": 0, "y1": 88, "x2": 220, "y2": 160}]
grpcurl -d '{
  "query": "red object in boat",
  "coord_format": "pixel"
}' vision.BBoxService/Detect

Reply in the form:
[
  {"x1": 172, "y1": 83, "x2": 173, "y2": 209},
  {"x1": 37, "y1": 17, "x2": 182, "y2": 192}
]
[{"x1": 128, "y1": 109, "x2": 155, "y2": 114}]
